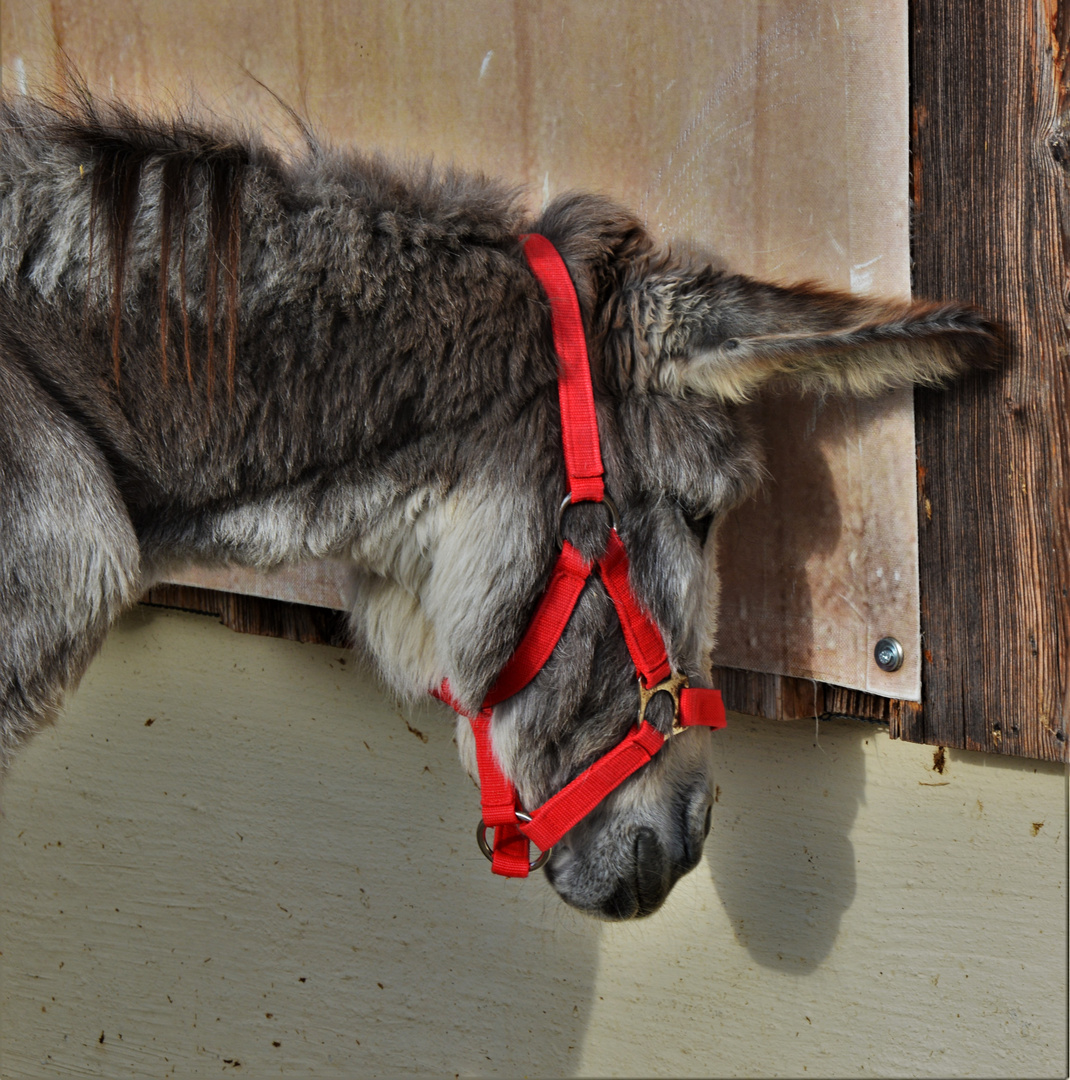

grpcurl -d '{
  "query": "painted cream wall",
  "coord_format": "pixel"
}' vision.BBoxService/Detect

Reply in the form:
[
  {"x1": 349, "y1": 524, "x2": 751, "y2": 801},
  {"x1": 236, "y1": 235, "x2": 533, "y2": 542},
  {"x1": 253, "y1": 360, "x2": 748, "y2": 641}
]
[{"x1": 0, "y1": 608, "x2": 1065, "y2": 1079}]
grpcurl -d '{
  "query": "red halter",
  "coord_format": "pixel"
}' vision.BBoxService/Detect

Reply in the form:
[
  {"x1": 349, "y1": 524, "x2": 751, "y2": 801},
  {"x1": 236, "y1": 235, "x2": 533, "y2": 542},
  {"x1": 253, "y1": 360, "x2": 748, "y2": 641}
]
[{"x1": 435, "y1": 233, "x2": 726, "y2": 878}]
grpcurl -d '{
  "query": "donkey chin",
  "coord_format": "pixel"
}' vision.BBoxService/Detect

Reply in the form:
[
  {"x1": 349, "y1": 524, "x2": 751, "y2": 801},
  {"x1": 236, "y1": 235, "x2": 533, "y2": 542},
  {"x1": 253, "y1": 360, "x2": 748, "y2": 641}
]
[{"x1": 542, "y1": 730, "x2": 716, "y2": 920}]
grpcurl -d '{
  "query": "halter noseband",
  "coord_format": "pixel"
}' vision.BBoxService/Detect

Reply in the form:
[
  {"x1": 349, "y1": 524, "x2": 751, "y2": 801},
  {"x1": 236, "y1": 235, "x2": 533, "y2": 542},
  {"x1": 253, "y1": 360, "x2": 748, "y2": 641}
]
[{"x1": 435, "y1": 233, "x2": 726, "y2": 878}]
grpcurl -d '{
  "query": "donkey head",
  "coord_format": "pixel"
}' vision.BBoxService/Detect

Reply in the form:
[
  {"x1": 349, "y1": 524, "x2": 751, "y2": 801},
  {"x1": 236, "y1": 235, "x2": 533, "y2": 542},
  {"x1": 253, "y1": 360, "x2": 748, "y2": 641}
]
[{"x1": 347, "y1": 194, "x2": 997, "y2": 919}]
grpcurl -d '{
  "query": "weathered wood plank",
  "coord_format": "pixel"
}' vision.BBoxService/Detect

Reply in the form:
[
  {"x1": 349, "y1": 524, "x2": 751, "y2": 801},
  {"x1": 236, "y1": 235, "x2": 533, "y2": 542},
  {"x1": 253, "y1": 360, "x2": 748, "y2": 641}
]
[
  {"x1": 710, "y1": 666, "x2": 915, "y2": 727},
  {"x1": 709, "y1": 668, "x2": 821, "y2": 722},
  {"x1": 906, "y1": 0, "x2": 1069, "y2": 760},
  {"x1": 713, "y1": 0, "x2": 1069, "y2": 761}
]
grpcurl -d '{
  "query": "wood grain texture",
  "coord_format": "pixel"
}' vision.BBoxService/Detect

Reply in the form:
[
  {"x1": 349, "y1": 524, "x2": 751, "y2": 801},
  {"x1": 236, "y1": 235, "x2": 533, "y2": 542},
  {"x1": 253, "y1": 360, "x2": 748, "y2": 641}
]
[
  {"x1": 2, "y1": 0, "x2": 925, "y2": 705},
  {"x1": 142, "y1": 585, "x2": 349, "y2": 648},
  {"x1": 710, "y1": 666, "x2": 913, "y2": 726},
  {"x1": 905, "y1": 0, "x2": 1069, "y2": 760}
]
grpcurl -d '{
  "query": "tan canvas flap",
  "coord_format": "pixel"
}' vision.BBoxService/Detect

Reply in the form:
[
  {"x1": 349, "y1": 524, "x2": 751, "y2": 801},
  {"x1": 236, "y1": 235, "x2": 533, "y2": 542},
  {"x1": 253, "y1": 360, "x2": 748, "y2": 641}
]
[{"x1": 2, "y1": 0, "x2": 918, "y2": 700}]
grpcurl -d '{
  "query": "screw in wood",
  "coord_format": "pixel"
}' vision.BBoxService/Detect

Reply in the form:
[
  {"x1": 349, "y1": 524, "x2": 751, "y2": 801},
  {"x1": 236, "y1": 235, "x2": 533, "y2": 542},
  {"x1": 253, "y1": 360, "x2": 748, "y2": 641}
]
[{"x1": 874, "y1": 636, "x2": 904, "y2": 672}]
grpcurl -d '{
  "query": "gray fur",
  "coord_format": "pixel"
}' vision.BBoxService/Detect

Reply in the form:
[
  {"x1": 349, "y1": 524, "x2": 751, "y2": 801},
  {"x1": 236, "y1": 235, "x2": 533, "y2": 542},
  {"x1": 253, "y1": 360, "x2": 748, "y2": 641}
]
[{"x1": 0, "y1": 93, "x2": 998, "y2": 917}]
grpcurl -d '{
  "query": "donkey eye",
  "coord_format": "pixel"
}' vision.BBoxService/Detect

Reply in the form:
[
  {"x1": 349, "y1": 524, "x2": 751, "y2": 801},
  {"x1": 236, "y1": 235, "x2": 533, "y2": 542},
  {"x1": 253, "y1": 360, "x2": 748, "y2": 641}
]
[{"x1": 681, "y1": 509, "x2": 713, "y2": 543}]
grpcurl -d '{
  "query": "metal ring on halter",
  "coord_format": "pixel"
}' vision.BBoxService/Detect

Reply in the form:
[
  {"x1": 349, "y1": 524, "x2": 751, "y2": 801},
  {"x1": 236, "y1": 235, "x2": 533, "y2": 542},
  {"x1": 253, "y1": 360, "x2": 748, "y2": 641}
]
[
  {"x1": 556, "y1": 492, "x2": 620, "y2": 547},
  {"x1": 476, "y1": 812, "x2": 552, "y2": 871}
]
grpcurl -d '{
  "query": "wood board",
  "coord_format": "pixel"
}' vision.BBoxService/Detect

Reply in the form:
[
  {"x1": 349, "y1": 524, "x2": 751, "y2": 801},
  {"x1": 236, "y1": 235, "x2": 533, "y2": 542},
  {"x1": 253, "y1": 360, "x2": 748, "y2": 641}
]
[{"x1": 2, "y1": 0, "x2": 920, "y2": 700}]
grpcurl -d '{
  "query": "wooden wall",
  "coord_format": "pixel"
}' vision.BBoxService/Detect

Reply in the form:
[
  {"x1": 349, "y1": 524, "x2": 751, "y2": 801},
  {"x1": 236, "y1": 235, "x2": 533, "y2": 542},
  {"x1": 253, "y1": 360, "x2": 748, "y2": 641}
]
[
  {"x1": 901, "y1": 0, "x2": 1069, "y2": 759},
  {"x1": 2, "y1": 0, "x2": 1064, "y2": 759}
]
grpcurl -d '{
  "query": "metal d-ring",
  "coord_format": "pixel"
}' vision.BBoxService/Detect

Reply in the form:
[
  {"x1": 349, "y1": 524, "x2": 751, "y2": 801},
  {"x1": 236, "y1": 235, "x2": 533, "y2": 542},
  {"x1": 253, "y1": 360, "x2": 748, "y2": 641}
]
[
  {"x1": 556, "y1": 492, "x2": 620, "y2": 547},
  {"x1": 476, "y1": 812, "x2": 552, "y2": 871},
  {"x1": 638, "y1": 671, "x2": 690, "y2": 735}
]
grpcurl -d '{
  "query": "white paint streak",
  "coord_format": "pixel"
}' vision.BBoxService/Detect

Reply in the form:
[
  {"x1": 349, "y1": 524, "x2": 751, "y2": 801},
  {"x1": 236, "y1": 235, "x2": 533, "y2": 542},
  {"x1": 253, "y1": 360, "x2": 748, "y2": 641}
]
[
  {"x1": 850, "y1": 254, "x2": 884, "y2": 294},
  {"x1": 836, "y1": 590, "x2": 864, "y2": 622},
  {"x1": 827, "y1": 233, "x2": 847, "y2": 257},
  {"x1": 479, "y1": 50, "x2": 493, "y2": 80}
]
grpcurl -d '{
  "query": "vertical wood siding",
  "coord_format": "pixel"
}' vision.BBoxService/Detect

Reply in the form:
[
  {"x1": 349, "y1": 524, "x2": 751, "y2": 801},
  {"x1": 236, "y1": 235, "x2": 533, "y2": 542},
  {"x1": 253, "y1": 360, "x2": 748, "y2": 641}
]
[{"x1": 903, "y1": 0, "x2": 1069, "y2": 759}]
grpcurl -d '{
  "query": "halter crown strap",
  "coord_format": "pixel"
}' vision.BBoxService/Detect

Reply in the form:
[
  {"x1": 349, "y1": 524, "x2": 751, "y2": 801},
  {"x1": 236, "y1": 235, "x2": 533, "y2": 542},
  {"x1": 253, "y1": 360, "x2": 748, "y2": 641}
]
[{"x1": 520, "y1": 234, "x2": 605, "y2": 504}]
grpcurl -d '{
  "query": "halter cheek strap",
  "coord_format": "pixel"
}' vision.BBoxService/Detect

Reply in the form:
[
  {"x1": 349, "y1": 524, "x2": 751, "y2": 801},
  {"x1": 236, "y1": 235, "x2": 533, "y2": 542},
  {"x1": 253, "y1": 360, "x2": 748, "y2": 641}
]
[{"x1": 435, "y1": 233, "x2": 726, "y2": 878}]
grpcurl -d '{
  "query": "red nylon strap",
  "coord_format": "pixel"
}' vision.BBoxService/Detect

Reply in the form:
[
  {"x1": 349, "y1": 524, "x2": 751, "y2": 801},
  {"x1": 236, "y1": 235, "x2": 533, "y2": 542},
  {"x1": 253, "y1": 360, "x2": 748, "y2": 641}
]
[
  {"x1": 515, "y1": 691, "x2": 726, "y2": 854},
  {"x1": 483, "y1": 541, "x2": 593, "y2": 708},
  {"x1": 521, "y1": 234, "x2": 605, "y2": 504},
  {"x1": 490, "y1": 824, "x2": 531, "y2": 876},
  {"x1": 598, "y1": 529, "x2": 673, "y2": 688},
  {"x1": 679, "y1": 687, "x2": 728, "y2": 730},
  {"x1": 520, "y1": 721, "x2": 665, "y2": 851},
  {"x1": 470, "y1": 711, "x2": 518, "y2": 824},
  {"x1": 459, "y1": 683, "x2": 725, "y2": 871},
  {"x1": 470, "y1": 711, "x2": 533, "y2": 876}
]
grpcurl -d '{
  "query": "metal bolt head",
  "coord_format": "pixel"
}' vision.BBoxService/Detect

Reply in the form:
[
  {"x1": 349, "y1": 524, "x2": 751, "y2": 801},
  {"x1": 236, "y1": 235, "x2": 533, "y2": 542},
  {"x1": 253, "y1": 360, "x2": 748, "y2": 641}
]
[{"x1": 874, "y1": 636, "x2": 904, "y2": 672}]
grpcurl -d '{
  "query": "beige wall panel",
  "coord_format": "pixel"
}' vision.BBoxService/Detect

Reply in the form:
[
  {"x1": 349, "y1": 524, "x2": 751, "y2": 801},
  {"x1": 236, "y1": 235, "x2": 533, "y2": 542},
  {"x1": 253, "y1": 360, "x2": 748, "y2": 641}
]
[
  {"x1": 3, "y1": 0, "x2": 920, "y2": 697},
  {"x1": 0, "y1": 610, "x2": 1066, "y2": 1077}
]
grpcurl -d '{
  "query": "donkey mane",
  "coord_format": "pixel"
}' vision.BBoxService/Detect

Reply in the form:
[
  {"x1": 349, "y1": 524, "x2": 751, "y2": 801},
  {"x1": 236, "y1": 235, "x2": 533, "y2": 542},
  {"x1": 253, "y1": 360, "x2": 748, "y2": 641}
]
[
  {"x1": 1, "y1": 90, "x2": 545, "y2": 392},
  {"x1": 2, "y1": 93, "x2": 574, "y2": 516},
  {"x1": 11, "y1": 93, "x2": 252, "y2": 393}
]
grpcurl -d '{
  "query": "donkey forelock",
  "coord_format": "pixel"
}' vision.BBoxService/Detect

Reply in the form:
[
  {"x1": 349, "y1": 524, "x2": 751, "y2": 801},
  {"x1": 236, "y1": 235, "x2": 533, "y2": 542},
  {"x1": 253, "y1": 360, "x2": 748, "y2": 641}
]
[{"x1": 0, "y1": 89, "x2": 998, "y2": 916}]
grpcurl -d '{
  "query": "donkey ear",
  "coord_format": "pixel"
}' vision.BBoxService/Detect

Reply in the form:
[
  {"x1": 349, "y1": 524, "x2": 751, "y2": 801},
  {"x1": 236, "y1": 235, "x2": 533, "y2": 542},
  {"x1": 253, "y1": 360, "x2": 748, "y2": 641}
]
[{"x1": 615, "y1": 271, "x2": 1000, "y2": 402}]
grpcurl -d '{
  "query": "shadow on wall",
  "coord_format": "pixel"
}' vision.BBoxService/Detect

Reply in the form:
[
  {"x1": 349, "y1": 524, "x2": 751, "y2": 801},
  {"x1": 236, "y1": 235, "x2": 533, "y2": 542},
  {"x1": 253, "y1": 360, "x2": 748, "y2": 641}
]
[
  {"x1": 706, "y1": 387, "x2": 861, "y2": 972},
  {"x1": 715, "y1": 387, "x2": 912, "y2": 689},
  {"x1": 705, "y1": 392, "x2": 907, "y2": 971},
  {"x1": 705, "y1": 711, "x2": 867, "y2": 972}
]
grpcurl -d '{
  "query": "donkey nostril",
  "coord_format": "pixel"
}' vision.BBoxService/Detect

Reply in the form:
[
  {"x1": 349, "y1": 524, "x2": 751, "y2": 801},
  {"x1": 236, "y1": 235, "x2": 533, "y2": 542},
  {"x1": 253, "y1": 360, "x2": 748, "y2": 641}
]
[
  {"x1": 635, "y1": 827, "x2": 669, "y2": 916},
  {"x1": 635, "y1": 827, "x2": 665, "y2": 874},
  {"x1": 681, "y1": 794, "x2": 713, "y2": 868}
]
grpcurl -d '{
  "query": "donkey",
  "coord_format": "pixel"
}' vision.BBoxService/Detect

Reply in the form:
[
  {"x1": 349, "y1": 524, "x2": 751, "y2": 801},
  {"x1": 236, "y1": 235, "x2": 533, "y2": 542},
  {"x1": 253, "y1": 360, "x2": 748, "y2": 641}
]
[{"x1": 0, "y1": 93, "x2": 997, "y2": 918}]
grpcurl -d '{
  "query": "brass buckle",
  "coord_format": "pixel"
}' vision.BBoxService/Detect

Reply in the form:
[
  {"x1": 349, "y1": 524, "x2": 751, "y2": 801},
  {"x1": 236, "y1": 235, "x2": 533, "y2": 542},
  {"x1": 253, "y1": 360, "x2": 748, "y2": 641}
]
[{"x1": 637, "y1": 671, "x2": 690, "y2": 735}]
